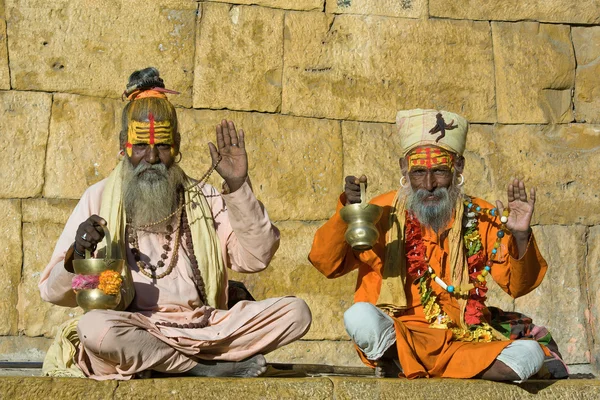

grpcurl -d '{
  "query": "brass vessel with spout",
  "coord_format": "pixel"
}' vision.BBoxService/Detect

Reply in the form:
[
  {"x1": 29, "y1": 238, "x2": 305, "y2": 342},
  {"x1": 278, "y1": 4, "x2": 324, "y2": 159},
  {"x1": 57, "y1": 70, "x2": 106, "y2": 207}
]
[{"x1": 339, "y1": 182, "x2": 383, "y2": 251}]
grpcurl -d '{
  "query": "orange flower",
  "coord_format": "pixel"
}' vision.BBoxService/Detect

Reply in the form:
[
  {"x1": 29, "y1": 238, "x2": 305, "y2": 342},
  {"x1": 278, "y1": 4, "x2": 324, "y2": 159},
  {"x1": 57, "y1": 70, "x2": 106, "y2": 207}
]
[{"x1": 98, "y1": 270, "x2": 122, "y2": 296}]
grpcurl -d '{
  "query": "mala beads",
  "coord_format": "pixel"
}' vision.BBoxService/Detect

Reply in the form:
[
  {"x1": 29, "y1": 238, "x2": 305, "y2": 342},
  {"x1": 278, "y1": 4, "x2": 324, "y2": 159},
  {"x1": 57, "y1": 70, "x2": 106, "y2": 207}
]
[
  {"x1": 426, "y1": 201, "x2": 510, "y2": 297},
  {"x1": 128, "y1": 192, "x2": 184, "y2": 279}
]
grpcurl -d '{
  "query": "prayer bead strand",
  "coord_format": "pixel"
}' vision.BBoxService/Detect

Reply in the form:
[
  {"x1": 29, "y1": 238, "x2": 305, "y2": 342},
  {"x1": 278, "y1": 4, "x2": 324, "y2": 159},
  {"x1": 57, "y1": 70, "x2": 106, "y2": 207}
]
[{"x1": 426, "y1": 202, "x2": 510, "y2": 296}]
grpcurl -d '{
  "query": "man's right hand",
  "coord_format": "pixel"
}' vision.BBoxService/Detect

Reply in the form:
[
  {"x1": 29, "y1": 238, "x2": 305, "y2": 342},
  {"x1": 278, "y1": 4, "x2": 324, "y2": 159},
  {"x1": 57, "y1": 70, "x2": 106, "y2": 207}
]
[
  {"x1": 344, "y1": 175, "x2": 367, "y2": 205},
  {"x1": 74, "y1": 215, "x2": 107, "y2": 259}
]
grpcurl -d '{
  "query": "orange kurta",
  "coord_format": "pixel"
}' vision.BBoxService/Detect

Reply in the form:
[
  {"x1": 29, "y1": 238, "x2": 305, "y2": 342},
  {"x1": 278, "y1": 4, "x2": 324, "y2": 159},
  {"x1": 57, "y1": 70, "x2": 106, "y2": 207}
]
[{"x1": 309, "y1": 191, "x2": 548, "y2": 379}]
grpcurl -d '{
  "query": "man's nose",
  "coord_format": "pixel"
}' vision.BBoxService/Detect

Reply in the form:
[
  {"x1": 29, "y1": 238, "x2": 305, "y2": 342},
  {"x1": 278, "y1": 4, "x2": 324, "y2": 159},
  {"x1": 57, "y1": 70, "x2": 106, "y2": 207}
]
[
  {"x1": 145, "y1": 145, "x2": 159, "y2": 164},
  {"x1": 425, "y1": 171, "x2": 436, "y2": 191}
]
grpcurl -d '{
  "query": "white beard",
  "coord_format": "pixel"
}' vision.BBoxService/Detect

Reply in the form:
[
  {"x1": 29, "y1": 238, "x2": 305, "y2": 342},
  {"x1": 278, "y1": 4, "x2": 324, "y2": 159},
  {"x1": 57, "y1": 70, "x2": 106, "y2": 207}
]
[{"x1": 122, "y1": 159, "x2": 186, "y2": 230}]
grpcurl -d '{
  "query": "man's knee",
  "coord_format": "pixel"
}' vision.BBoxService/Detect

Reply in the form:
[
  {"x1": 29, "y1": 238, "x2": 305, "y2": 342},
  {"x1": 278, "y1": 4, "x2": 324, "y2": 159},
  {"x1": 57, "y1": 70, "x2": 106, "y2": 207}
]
[
  {"x1": 281, "y1": 297, "x2": 312, "y2": 337},
  {"x1": 344, "y1": 302, "x2": 390, "y2": 338},
  {"x1": 498, "y1": 340, "x2": 545, "y2": 381},
  {"x1": 77, "y1": 310, "x2": 117, "y2": 355}
]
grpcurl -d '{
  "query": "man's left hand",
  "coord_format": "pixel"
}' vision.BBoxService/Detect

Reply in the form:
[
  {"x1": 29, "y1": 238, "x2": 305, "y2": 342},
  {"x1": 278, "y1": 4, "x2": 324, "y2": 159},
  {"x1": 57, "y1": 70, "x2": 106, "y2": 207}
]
[
  {"x1": 496, "y1": 178, "x2": 535, "y2": 258},
  {"x1": 208, "y1": 120, "x2": 248, "y2": 193}
]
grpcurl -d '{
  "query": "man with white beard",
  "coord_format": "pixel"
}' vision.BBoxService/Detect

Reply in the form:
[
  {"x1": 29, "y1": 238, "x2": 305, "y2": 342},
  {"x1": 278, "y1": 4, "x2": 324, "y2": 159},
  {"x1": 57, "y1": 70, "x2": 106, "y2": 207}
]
[
  {"x1": 39, "y1": 67, "x2": 311, "y2": 380},
  {"x1": 309, "y1": 109, "x2": 556, "y2": 382}
]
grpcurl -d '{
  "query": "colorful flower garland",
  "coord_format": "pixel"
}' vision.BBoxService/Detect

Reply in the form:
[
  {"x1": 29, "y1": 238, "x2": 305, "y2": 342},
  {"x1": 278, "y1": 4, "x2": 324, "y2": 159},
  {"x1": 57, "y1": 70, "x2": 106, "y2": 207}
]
[
  {"x1": 405, "y1": 198, "x2": 509, "y2": 342},
  {"x1": 72, "y1": 270, "x2": 122, "y2": 296}
]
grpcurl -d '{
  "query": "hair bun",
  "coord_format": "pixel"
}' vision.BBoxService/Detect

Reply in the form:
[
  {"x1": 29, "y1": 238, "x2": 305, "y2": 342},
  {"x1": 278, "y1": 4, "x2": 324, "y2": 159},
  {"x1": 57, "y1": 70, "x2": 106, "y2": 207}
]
[{"x1": 124, "y1": 67, "x2": 165, "y2": 97}]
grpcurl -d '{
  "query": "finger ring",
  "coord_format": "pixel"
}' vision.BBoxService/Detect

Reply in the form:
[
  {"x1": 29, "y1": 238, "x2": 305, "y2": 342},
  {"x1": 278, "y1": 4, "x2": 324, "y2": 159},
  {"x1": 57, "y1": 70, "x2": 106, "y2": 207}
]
[
  {"x1": 231, "y1": 143, "x2": 239, "y2": 147},
  {"x1": 81, "y1": 233, "x2": 88, "y2": 241}
]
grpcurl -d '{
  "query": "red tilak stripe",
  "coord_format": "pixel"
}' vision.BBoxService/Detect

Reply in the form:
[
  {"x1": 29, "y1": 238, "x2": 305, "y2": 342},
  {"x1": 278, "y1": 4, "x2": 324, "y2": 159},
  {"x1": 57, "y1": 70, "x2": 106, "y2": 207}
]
[{"x1": 149, "y1": 112, "x2": 155, "y2": 145}]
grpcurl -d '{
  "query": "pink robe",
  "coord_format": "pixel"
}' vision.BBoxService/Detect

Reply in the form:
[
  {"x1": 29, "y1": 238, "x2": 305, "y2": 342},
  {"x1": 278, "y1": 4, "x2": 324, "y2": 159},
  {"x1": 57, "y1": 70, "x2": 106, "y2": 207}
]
[{"x1": 39, "y1": 180, "x2": 311, "y2": 380}]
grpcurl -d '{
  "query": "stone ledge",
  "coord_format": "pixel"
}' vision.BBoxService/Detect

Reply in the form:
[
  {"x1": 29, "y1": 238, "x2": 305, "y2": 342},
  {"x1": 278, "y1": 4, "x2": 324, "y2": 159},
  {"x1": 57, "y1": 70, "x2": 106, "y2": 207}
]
[{"x1": 0, "y1": 376, "x2": 598, "y2": 400}]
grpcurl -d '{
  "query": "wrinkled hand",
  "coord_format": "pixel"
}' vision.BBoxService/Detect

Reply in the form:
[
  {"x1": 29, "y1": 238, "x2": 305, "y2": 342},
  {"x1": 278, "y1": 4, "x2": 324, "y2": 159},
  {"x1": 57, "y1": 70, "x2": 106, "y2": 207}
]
[
  {"x1": 495, "y1": 178, "x2": 535, "y2": 238},
  {"x1": 208, "y1": 120, "x2": 248, "y2": 193},
  {"x1": 74, "y1": 215, "x2": 107, "y2": 259},
  {"x1": 344, "y1": 175, "x2": 367, "y2": 205}
]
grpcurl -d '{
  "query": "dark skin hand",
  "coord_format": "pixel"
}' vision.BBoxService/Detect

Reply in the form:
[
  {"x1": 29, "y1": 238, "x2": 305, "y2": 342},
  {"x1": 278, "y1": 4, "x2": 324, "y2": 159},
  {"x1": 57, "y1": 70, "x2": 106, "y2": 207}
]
[
  {"x1": 65, "y1": 215, "x2": 107, "y2": 272},
  {"x1": 344, "y1": 175, "x2": 368, "y2": 205}
]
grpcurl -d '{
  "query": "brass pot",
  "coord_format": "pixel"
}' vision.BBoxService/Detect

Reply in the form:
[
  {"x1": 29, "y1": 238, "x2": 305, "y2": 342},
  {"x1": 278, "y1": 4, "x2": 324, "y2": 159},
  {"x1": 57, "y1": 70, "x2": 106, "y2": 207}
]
[
  {"x1": 340, "y1": 182, "x2": 383, "y2": 251},
  {"x1": 76, "y1": 289, "x2": 122, "y2": 312},
  {"x1": 72, "y1": 225, "x2": 125, "y2": 312}
]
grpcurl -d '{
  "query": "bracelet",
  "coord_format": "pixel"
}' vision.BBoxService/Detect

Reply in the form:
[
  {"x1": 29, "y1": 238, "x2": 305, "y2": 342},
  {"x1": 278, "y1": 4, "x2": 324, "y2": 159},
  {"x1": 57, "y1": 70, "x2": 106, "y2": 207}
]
[{"x1": 73, "y1": 242, "x2": 86, "y2": 258}]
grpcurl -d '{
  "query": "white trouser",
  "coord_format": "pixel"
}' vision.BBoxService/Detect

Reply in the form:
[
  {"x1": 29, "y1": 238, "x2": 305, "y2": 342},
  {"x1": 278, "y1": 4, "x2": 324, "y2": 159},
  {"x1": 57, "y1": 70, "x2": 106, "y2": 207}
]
[{"x1": 343, "y1": 302, "x2": 545, "y2": 381}]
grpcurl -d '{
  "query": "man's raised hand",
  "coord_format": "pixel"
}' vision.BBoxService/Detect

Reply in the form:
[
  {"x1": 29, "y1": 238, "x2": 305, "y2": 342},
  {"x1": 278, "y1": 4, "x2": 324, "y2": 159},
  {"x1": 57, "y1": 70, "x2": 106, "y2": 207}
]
[
  {"x1": 208, "y1": 120, "x2": 248, "y2": 193},
  {"x1": 344, "y1": 175, "x2": 367, "y2": 205},
  {"x1": 495, "y1": 178, "x2": 535, "y2": 238}
]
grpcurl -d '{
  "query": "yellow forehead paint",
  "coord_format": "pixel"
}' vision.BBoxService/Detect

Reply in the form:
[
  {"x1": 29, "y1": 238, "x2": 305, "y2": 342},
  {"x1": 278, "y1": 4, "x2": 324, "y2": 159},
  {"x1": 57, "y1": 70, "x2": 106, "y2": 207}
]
[
  {"x1": 407, "y1": 146, "x2": 455, "y2": 172},
  {"x1": 126, "y1": 113, "x2": 175, "y2": 157}
]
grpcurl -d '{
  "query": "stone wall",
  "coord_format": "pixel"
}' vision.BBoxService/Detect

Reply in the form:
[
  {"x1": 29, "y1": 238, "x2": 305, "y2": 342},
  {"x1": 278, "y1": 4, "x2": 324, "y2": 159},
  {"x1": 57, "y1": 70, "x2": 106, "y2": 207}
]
[{"x1": 0, "y1": 0, "x2": 598, "y2": 372}]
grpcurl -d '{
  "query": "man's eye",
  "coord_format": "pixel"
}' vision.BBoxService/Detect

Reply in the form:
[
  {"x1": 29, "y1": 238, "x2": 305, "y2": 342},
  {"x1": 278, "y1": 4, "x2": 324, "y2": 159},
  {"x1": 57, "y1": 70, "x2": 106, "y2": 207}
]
[
  {"x1": 133, "y1": 143, "x2": 148, "y2": 149},
  {"x1": 156, "y1": 144, "x2": 171, "y2": 150},
  {"x1": 411, "y1": 170, "x2": 427, "y2": 176},
  {"x1": 433, "y1": 169, "x2": 451, "y2": 176}
]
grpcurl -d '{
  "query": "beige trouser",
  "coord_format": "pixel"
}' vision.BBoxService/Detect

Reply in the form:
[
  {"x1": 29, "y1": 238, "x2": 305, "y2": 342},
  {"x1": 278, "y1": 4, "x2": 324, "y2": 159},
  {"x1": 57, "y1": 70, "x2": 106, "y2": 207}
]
[{"x1": 76, "y1": 297, "x2": 311, "y2": 380}]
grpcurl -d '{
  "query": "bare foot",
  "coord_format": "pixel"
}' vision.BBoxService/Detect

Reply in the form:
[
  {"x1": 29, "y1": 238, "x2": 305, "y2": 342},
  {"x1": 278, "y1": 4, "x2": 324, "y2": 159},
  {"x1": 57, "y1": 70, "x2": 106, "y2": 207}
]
[
  {"x1": 375, "y1": 359, "x2": 402, "y2": 378},
  {"x1": 186, "y1": 354, "x2": 267, "y2": 378}
]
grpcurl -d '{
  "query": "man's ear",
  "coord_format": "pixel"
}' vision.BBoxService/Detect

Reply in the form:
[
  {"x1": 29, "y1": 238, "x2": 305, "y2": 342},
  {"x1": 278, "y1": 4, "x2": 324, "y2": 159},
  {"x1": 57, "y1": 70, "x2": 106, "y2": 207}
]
[
  {"x1": 454, "y1": 156, "x2": 465, "y2": 174},
  {"x1": 399, "y1": 157, "x2": 409, "y2": 176}
]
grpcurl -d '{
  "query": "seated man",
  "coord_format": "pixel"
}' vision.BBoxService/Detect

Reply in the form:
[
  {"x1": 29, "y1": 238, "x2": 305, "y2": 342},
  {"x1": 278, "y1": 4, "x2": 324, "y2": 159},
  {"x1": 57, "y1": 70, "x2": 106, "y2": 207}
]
[
  {"x1": 39, "y1": 67, "x2": 311, "y2": 380},
  {"x1": 309, "y1": 109, "x2": 555, "y2": 381}
]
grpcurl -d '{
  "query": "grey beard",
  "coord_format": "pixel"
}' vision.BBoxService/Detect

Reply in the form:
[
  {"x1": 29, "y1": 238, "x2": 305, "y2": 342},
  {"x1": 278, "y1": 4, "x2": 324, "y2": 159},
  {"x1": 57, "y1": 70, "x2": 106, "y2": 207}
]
[
  {"x1": 405, "y1": 185, "x2": 461, "y2": 234},
  {"x1": 122, "y1": 159, "x2": 187, "y2": 230}
]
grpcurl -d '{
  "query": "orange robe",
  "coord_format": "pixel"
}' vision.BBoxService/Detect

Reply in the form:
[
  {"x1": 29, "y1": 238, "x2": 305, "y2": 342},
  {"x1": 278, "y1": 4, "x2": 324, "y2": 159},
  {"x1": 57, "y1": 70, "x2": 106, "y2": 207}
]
[{"x1": 309, "y1": 191, "x2": 548, "y2": 379}]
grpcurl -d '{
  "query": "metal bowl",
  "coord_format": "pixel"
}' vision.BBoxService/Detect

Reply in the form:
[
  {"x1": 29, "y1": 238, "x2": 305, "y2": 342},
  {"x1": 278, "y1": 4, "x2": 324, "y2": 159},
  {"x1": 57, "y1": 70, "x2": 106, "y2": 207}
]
[
  {"x1": 73, "y1": 258, "x2": 125, "y2": 276},
  {"x1": 76, "y1": 289, "x2": 121, "y2": 313}
]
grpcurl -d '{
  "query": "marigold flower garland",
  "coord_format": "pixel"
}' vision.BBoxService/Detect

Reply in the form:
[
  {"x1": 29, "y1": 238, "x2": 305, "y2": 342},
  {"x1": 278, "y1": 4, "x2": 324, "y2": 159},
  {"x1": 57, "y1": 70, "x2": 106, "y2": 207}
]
[
  {"x1": 72, "y1": 270, "x2": 122, "y2": 296},
  {"x1": 405, "y1": 198, "x2": 509, "y2": 342}
]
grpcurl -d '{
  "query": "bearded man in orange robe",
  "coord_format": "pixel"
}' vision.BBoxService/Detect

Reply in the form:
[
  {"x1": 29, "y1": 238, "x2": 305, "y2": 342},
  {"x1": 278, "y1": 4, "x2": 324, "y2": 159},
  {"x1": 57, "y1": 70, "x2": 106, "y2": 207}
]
[{"x1": 309, "y1": 109, "x2": 563, "y2": 381}]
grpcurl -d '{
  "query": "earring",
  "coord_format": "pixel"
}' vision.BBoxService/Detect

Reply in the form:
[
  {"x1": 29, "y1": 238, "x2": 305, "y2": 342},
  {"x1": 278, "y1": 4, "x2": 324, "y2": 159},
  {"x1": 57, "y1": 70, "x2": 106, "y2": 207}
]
[
  {"x1": 175, "y1": 152, "x2": 183, "y2": 163},
  {"x1": 400, "y1": 176, "x2": 408, "y2": 188},
  {"x1": 457, "y1": 173, "x2": 465, "y2": 187},
  {"x1": 118, "y1": 149, "x2": 125, "y2": 160}
]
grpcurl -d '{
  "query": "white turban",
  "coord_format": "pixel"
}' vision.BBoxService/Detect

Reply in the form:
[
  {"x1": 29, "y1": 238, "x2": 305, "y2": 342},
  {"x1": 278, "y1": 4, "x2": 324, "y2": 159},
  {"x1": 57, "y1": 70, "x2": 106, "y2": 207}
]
[{"x1": 396, "y1": 109, "x2": 469, "y2": 156}]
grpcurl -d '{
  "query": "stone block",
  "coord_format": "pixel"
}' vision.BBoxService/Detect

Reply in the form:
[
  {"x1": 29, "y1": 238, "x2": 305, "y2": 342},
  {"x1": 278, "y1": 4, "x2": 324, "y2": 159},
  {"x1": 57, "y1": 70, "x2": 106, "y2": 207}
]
[
  {"x1": 6, "y1": 0, "x2": 196, "y2": 107},
  {"x1": 0, "y1": 377, "x2": 117, "y2": 399},
  {"x1": 0, "y1": 336, "x2": 51, "y2": 362},
  {"x1": 0, "y1": 200, "x2": 21, "y2": 336},
  {"x1": 573, "y1": 27, "x2": 600, "y2": 123},
  {"x1": 115, "y1": 378, "x2": 333, "y2": 400},
  {"x1": 492, "y1": 22, "x2": 574, "y2": 124},
  {"x1": 0, "y1": 0, "x2": 9, "y2": 89},
  {"x1": 326, "y1": 0, "x2": 425, "y2": 18},
  {"x1": 229, "y1": 221, "x2": 356, "y2": 340},
  {"x1": 331, "y1": 377, "x2": 600, "y2": 399},
  {"x1": 341, "y1": 121, "x2": 400, "y2": 199},
  {"x1": 19, "y1": 199, "x2": 82, "y2": 337},
  {"x1": 0, "y1": 91, "x2": 52, "y2": 198},
  {"x1": 514, "y1": 225, "x2": 589, "y2": 364},
  {"x1": 208, "y1": 0, "x2": 322, "y2": 11},
  {"x1": 177, "y1": 109, "x2": 342, "y2": 221},
  {"x1": 22, "y1": 198, "x2": 79, "y2": 225},
  {"x1": 43, "y1": 94, "x2": 121, "y2": 199},
  {"x1": 430, "y1": 0, "x2": 600, "y2": 25},
  {"x1": 266, "y1": 340, "x2": 363, "y2": 367},
  {"x1": 283, "y1": 13, "x2": 495, "y2": 123},
  {"x1": 586, "y1": 226, "x2": 600, "y2": 369},
  {"x1": 194, "y1": 3, "x2": 284, "y2": 112},
  {"x1": 477, "y1": 124, "x2": 600, "y2": 226}
]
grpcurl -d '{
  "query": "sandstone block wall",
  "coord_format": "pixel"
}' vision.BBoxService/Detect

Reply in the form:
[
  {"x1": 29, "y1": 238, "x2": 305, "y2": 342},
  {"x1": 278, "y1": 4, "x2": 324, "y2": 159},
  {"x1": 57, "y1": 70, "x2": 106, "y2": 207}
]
[{"x1": 0, "y1": 0, "x2": 598, "y2": 372}]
